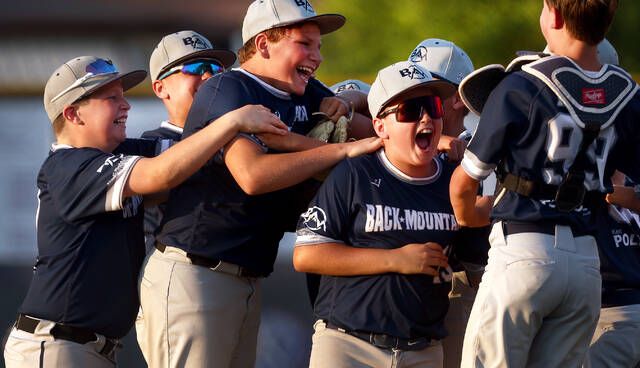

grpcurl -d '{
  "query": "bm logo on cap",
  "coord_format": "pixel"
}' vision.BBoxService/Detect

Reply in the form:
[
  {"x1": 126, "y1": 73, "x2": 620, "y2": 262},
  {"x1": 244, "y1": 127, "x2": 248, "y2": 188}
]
[
  {"x1": 295, "y1": 0, "x2": 314, "y2": 11},
  {"x1": 399, "y1": 65, "x2": 426, "y2": 80},
  {"x1": 183, "y1": 36, "x2": 208, "y2": 50},
  {"x1": 409, "y1": 46, "x2": 427, "y2": 63}
]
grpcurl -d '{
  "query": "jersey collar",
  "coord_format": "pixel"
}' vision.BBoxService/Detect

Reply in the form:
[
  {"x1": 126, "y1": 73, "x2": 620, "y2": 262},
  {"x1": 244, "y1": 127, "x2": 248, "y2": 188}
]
[
  {"x1": 50, "y1": 143, "x2": 74, "y2": 152},
  {"x1": 234, "y1": 67, "x2": 291, "y2": 100},
  {"x1": 376, "y1": 149, "x2": 441, "y2": 185}
]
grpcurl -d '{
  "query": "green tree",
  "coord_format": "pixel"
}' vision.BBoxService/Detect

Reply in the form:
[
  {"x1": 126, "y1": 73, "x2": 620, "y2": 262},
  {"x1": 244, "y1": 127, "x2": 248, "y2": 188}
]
[{"x1": 315, "y1": 0, "x2": 639, "y2": 84}]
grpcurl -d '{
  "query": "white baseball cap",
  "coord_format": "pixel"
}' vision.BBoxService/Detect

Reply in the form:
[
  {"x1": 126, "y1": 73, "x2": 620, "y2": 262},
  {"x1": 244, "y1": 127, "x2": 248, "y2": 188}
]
[
  {"x1": 331, "y1": 79, "x2": 371, "y2": 95},
  {"x1": 542, "y1": 38, "x2": 619, "y2": 65},
  {"x1": 367, "y1": 61, "x2": 456, "y2": 118},
  {"x1": 44, "y1": 56, "x2": 146, "y2": 123},
  {"x1": 408, "y1": 38, "x2": 474, "y2": 85},
  {"x1": 150, "y1": 30, "x2": 236, "y2": 82},
  {"x1": 242, "y1": 0, "x2": 345, "y2": 44}
]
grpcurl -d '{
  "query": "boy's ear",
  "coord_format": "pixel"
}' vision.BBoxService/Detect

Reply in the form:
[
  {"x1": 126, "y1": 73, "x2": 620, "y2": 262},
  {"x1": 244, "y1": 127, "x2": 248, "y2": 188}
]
[
  {"x1": 372, "y1": 117, "x2": 389, "y2": 139},
  {"x1": 550, "y1": 4, "x2": 564, "y2": 29},
  {"x1": 451, "y1": 91, "x2": 466, "y2": 110},
  {"x1": 62, "y1": 105, "x2": 83, "y2": 125},
  {"x1": 254, "y1": 33, "x2": 270, "y2": 58},
  {"x1": 152, "y1": 80, "x2": 168, "y2": 99}
]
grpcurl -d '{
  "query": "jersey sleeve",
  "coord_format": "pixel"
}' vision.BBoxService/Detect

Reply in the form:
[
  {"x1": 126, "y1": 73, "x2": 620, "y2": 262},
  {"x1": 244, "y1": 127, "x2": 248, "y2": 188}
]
[
  {"x1": 44, "y1": 150, "x2": 142, "y2": 222},
  {"x1": 461, "y1": 73, "x2": 534, "y2": 181},
  {"x1": 295, "y1": 160, "x2": 353, "y2": 246}
]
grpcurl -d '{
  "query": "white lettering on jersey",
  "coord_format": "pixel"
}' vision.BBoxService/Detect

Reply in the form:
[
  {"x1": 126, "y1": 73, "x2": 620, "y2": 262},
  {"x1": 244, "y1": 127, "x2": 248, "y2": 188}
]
[
  {"x1": 544, "y1": 113, "x2": 617, "y2": 191},
  {"x1": 97, "y1": 154, "x2": 124, "y2": 173},
  {"x1": 612, "y1": 229, "x2": 640, "y2": 248},
  {"x1": 364, "y1": 204, "x2": 458, "y2": 233},
  {"x1": 294, "y1": 105, "x2": 308, "y2": 122}
]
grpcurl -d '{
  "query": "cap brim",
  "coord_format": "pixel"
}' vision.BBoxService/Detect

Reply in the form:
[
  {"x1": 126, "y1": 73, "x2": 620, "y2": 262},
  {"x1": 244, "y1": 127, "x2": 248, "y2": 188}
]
[
  {"x1": 81, "y1": 70, "x2": 148, "y2": 99},
  {"x1": 277, "y1": 13, "x2": 346, "y2": 35},
  {"x1": 458, "y1": 64, "x2": 506, "y2": 116},
  {"x1": 378, "y1": 80, "x2": 457, "y2": 115},
  {"x1": 158, "y1": 49, "x2": 237, "y2": 80}
]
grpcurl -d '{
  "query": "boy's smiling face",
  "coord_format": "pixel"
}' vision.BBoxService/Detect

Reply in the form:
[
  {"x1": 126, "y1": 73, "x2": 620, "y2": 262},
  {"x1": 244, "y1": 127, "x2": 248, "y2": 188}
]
[{"x1": 266, "y1": 22, "x2": 323, "y2": 95}]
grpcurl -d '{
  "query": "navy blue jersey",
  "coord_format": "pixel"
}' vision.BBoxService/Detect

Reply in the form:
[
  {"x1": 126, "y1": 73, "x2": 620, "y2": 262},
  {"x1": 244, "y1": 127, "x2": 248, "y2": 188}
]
[
  {"x1": 140, "y1": 122, "x2": 182, "y2": 251},
  {"x1": 462, "y1": 69, "x2": 640, "y2": 233},
  {"x1": 157, "y1": 68, "x2": 333, "y2": 275},
  {"x1": 595, "y1": 204, "x2": 640, "y2": 307},
  {"x1": 296, "y1": 150, "x2": 476, "y2": 340},
  {"x1": 19, "y1": 145, "x2": 146, "y2": 338}
]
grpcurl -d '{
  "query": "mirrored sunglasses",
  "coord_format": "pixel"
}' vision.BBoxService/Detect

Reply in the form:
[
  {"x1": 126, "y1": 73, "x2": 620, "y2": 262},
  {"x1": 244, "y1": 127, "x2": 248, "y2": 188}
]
[
  {"x1": 50, "y1": 59, "x2": 119, "y2": 102},
  {"x1": 378, "y1": 95, "x2": 444, "y2": 122},
  {"x1": 158, "y1": 60, "x2": 225, "y2": 80}
]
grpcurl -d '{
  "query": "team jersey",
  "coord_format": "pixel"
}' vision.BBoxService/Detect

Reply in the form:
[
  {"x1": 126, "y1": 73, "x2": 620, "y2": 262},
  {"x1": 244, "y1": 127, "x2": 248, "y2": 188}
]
[
  {"x1": 462, "y1": 68, "x2": 640, "y2": 233},
  {"x1": 140, "y1": 121, "x2": 182, "y2": 251},
  {"x1": 19, "y1": 144, "x2": 146, "y2": 338},
  {"x1": 157, "y1": 68, "x2": 332, "y2": 276},
  {"x1": 296, "y1": 150, "x2": 476, "y2": 340},
  {"x1": 595, "y1": 204, "x2": 640, "y2": 307}
]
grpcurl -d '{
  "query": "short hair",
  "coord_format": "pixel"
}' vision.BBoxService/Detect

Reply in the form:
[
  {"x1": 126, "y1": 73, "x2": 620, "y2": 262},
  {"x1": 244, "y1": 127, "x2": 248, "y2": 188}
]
[
  {"x1": 545, "y1": 0, "x2": 618, "y2": 45},
  {"x1": 237, "y1": 26, "x2": 292, "y2": 64}
]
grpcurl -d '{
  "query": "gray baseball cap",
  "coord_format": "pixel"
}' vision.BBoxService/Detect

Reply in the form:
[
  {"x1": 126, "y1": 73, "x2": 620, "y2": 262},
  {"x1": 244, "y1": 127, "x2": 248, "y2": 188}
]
[
  {"x1": 242, "y1": 0, "x2": 345, "y2": 44},
  {"x1": 408, "y1": 38, "x2": 474, "y2": 85},
  {"x1": 43, "y1": 56, "x2": 147, "y2": 123},
  {"x1": 331, "y1": 79, "x2": 371, "y2": 95},
  {"x1": 150, "y1": 30, "x2": 236, "y2": 82},
  {"x1": 368, "y1": 61, "x2": 456, "y2": 118}
]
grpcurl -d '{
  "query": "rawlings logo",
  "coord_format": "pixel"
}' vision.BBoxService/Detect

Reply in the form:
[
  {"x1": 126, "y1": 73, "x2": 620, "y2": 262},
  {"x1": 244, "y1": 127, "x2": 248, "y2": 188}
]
[
  {"x1": 409, "y1": 46, "x2": 427, "y2": 63},
  {"x1": 301, "y1": 206, "x2": 327, "y2": 231},
  {"x1": 582, "y1": 88, "x2": 606, "y2": 105},
  {"x1": 183, "y1": 36, "x2": 209, "y2": 50},
  {"x1": 399, "y1": 65, "x2": 426, "y2": 80}
]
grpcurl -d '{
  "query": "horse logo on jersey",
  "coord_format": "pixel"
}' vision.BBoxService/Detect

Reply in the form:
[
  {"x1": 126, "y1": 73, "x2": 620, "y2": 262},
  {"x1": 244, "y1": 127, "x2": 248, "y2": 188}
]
[
  {"x1": 301, "y1": 206, "x2": 327, "y2": 231},
  {"x1": 409, "y1": 46, "x2": 427, "y2": 63},
  {"x1": 399, "y1": 64, "x2": 427, "y2": 80}
]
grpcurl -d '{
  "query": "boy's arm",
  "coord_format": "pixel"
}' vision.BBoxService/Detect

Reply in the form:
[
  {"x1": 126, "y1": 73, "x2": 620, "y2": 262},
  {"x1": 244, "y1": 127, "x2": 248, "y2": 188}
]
[
  {"x1": 123, "y1": 105, "x2": 287, "y2": 197},
  {"x1": 223, "y1": 136, "x2": 381, "y2": 195},
  {"x1": 606, "y1": 185, "x2": 640, "y2": 213},
  {"x1": 450, "y1": 165, "x2": 492, "y2": 227},
  {"x1": 293, "y1": 242, "x2": 448, "y2": 276}
]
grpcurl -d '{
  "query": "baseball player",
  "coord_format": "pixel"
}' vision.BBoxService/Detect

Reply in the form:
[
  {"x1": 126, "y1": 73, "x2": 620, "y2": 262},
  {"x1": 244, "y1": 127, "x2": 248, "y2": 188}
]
[
  {"x1": 2, "y1": 56, "x2": 287, "y2": 368},
  {"x1": 583, "y1": 172, "x2": 640, "y2": 368},
  {"x1": 136, "y1": 0, "x2": 382, "y2": 367},
  {"x1": 294, "y1": 60, "x2": 475, "y2": 367},
  {"x1": 409, "y1": 38, "x2": 490, "y2": 368},
  {"x1": 140, "y1": 30, "x2": 236, "y2": 252},
  {"x1": 450, "y1": 0, "x2": 640, "y2": 366}
]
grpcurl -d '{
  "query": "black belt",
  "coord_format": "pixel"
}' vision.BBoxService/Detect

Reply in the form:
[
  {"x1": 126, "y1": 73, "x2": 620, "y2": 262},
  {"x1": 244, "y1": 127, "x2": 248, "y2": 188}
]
[
  {"x1": 155, "y1": 243, "x2": 263, "y2": 278},
  {"x1": 326, "y1": 323, "x2": 432, "y2": 351},
  {"x1": 501, "y1": 221, "x2": 592, "y2": 238},
  {"x1": 15, "y1": 314, "x2": 118, "y2": 357}
]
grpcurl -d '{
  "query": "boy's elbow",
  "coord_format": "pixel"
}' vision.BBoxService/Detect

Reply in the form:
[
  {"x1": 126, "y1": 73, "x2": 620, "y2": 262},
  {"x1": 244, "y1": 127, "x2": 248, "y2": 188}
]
[{"x1": 292, "y1": 247, "x2": 312, "y2": 273}]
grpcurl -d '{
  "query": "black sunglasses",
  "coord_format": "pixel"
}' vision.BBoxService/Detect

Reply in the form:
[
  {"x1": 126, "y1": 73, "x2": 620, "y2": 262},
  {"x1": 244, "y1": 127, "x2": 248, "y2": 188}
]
[{"x1": 378, "y1": 95, "x2": 444, "y2": 122}]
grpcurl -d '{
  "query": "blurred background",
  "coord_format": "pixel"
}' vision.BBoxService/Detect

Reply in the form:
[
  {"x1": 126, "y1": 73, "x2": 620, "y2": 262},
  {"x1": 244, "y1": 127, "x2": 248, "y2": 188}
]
[{"x1": 0, "y1": 0, "x2": 638, "y2": 367}]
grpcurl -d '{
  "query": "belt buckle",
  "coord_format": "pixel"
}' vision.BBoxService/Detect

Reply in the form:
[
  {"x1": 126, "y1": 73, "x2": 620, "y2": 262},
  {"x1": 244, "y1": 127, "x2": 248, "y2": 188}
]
[
  {"x1": 369, "y1": 333, "x2": 396, "y2": 350},
  {"x1": 99, "y1": 338, "x2": 119, "y2": 357}
]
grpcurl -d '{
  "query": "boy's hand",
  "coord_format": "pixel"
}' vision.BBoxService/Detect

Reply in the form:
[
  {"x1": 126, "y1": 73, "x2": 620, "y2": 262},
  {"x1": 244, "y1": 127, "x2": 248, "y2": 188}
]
[
  {"x1": 437, "y1": 135, "x2": 467, "y2": 162},
  {"x1": 391, "y1": 242, "x2": 449, "y2": 276},
  {"x1": 226, "y1": 104, "x2": 288, "y2": 135},
  {"x1": 319, "y1": 96, "x2": 350, "y2": 122},
  {"x1": 341, "y1": 137, "x2": 382, "y2": 158}
]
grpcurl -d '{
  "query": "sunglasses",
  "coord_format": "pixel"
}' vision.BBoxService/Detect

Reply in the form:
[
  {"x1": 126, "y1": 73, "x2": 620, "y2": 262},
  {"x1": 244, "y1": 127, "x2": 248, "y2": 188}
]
[
  {"x1": 378, "y1": 95, "x2": 444, "y2": 122},
  {"x1": 158, "y1": 60, "x2": 224, "y2": 80},
  {"x1": 50, "y1": 59, "x2": 119, "y2": 103}
]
